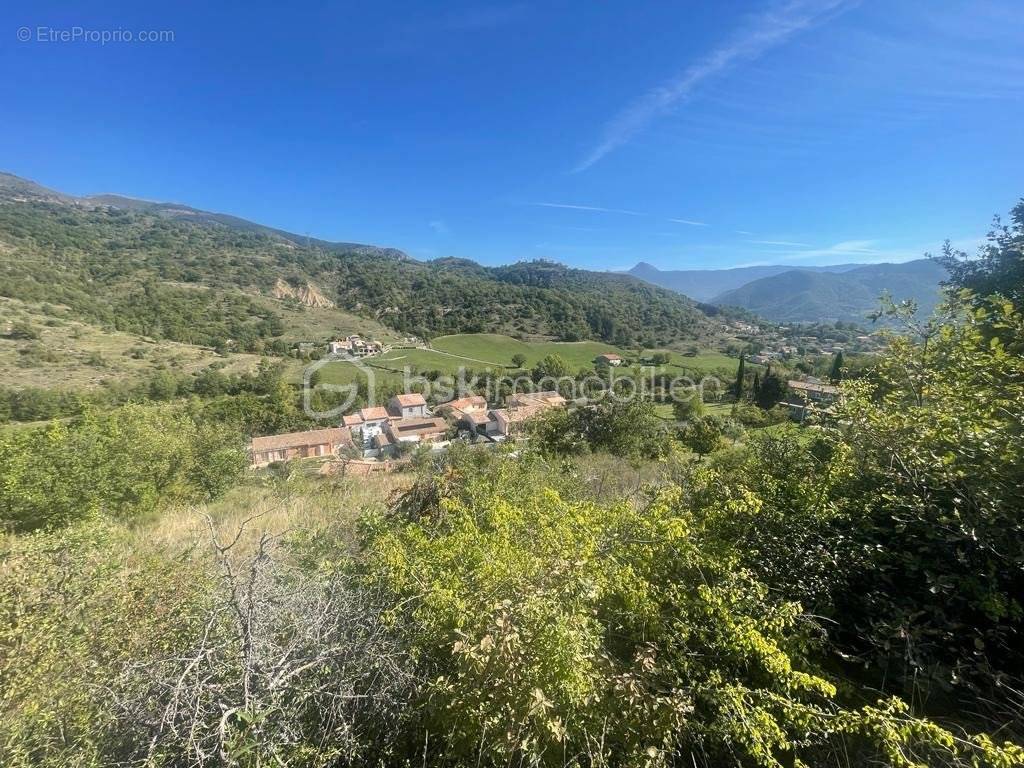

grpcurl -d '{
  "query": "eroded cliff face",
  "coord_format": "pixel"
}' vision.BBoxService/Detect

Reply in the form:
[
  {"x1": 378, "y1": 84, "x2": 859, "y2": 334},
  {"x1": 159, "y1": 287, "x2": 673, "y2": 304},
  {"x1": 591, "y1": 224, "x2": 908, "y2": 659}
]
[{"x1": 271, "y1": 278, "x2": 335, "y2": 308}]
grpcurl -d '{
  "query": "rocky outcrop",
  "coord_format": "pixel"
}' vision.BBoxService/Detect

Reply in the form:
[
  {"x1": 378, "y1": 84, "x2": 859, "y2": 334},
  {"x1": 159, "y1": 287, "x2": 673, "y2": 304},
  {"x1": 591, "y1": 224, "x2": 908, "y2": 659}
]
[{"x1": 271, "y1": 278, "x2": 335, "y2": 308}]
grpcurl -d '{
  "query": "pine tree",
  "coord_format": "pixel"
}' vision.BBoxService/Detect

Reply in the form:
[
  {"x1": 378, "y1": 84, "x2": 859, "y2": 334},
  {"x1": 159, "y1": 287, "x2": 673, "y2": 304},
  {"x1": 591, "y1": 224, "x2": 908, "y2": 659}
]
[{"x1": 752, "y1": 372, "x2": 761, "y2": 401}]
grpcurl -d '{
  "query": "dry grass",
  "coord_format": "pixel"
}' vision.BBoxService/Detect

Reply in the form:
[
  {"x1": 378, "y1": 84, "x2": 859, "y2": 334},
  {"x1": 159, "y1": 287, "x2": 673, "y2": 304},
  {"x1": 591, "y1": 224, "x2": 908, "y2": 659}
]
[
  {"x1": 132, "y1": 467, "x2": 416, "y2": 556},
  {"x1": 0, "y1": 297, "x2": 265, "y2": 390}
]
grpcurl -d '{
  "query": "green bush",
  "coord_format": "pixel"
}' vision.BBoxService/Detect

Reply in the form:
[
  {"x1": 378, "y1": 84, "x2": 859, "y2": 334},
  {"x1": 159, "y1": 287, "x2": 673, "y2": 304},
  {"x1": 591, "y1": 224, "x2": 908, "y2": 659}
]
[
  {"x1": 0, "y1": 404, "x2": 246, "y2": 531},
  {"x1": 360, "y1": 451, "x2": 1022, "y2": 767},
  {"x1": 0, "y1": 523, "x2": 215, "y2": 767},
  {"x1": 529, "y1": 399, "x2": 672, "y2": 460}
]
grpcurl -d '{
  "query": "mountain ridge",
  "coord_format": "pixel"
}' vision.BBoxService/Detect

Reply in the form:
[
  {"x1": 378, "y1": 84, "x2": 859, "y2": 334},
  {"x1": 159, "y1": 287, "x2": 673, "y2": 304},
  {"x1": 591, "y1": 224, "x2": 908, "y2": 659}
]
[
  {"x1": 0, "y1": 171, "x2": 407, "y2": 260},
  {"x1": 625, "y1": 261, "x2": 864, "y2": 302},
  {"x1": 712, "y1": 258, "x2": 947, "y2": 322},
  {"x1": 0, "y1": 172, "x2": 719, "y2": 349}
]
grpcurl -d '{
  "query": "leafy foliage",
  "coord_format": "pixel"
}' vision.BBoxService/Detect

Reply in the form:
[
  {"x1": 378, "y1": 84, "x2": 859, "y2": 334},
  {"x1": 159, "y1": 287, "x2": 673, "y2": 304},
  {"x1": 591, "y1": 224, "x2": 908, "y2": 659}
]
[
  {"x1": 936, "y1": 198, "x2": 1024, "y2": 310},
  {"x1": 529, "y1": 399, "x2": 672, "y2": 460},
  {"x1": 0, "y1": 405, "x2": 246, "y2": 531},
  {"x1": 830, "y1": 299, "x2": 1024, "y2": 701},
  {"x1": 361, "y1": 449, "x2": 1023, "y2": 767}
]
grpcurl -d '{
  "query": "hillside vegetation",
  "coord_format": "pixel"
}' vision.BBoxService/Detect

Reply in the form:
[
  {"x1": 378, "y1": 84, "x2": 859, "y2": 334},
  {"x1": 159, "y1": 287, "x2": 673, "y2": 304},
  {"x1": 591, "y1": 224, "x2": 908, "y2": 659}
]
[
  {"x1": 0, "y1": 174, "x2": 717, "y2": 351},
  {"x1": 0, "y1": 296, "x2": 267, "y2": 391}
]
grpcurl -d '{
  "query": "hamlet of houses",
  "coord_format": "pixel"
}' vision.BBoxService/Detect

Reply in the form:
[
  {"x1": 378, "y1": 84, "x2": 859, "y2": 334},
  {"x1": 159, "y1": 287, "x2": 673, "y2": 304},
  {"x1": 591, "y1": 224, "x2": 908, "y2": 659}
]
[
  {"x1": 249, "y1": 389, "x2": 569, "y2": 467},
  {"x1": 328, "y1": 334, "x2": 389, "y2": 358}
]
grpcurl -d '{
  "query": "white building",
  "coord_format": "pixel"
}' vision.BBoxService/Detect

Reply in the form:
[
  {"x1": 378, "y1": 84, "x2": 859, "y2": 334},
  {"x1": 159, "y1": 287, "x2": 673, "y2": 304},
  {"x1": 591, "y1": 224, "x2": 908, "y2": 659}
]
[{"x1": 388, "y1": 393, "x2": 429, "y2": 419}]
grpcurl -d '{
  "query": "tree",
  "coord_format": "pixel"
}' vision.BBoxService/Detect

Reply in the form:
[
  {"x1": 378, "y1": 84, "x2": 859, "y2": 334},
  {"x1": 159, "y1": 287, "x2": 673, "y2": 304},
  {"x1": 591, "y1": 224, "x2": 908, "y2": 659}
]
[
  {"x1": 734, "y1": 354, "x2": 746, "y2": 401},
  {"x1": 825, "y1": 299, "x2": 1024, "y2": 700},
  {"x1": 530, "y1": 400, "x2": 671, "y2": 460},
  {"x1": 511, "y1": 353, "x2": 527, "y2": 369},
  {"x1": 147, "y1": 371, "x2": 180, "y2": 401},
  {"x1": 679, "y1": 414, "x2": 724, "y2": 459},
  {"x1": 754, "y1": 370, "x2": 787, "y2": 410},
  {"x1": 935, "y1": 198, "x2": 1024, "y2": 310},
  {"x1": 828, "y1": 350, "x2": 844, "y2": 382},
  {"x1": 672, "y1": 392, "x2": 705, "y2": 422},
  {"x1": 0, "y1": 405, "x2": 246, "y2": 532},
  {"x1": 531, "y1": 353, "x2": 569, "y2": 382}
]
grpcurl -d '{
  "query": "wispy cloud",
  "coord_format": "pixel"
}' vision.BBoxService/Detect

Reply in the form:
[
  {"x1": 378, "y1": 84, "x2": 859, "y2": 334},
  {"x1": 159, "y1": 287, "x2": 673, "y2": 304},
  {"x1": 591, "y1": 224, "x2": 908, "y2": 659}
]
[
  {"x1": 531, "y1": 202, "x2": 646, "y2": 216},
  {"x1": 781, "y1": 239, "x2": 878, "y2": 260},
  {"x1": 573, "y1": 0, "x2": 855, "y2": 172},
  {"x1": 747, "y1": 239, "x2": 811, "y2": 246},
  {"x1": 428, "y1": 219, "x2": 449, "y2": 235},
  {"x1": 668, "y1": 217, "x2": 708, "y2": 226}
]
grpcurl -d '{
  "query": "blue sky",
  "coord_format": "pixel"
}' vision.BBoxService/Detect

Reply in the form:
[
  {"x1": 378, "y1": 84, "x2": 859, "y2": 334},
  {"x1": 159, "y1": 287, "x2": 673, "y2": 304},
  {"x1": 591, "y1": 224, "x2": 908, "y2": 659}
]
[{"x1": 3, "y1": 0, "x2": 1022, "y2": 270}]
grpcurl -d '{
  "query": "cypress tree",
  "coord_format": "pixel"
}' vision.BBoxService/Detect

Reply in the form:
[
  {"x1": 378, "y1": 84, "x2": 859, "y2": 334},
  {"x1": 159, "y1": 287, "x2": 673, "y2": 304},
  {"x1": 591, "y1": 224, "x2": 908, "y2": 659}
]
[
  {"x1": 735, "y1": 354, "x2": 746, "y2": 402},
  {"x1": 829, "y1": 351, "x2": 845, "y2": 382}
]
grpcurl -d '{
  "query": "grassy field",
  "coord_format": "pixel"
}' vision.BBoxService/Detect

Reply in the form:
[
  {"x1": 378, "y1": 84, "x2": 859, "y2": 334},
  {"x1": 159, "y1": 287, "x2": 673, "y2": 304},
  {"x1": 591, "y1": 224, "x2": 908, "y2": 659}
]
[
  {"x1": 314, "y1": 333, "x2": 749, "y2": 389},
  {"x1": 431, "y1": 334, "x2": 620, "y2": 370},
  {"x1": 434, "y1": 334, "x2": 747, "y2": 375},
  {"x1": 0, "y1": 297, "x2": 267, "y2": 391}
]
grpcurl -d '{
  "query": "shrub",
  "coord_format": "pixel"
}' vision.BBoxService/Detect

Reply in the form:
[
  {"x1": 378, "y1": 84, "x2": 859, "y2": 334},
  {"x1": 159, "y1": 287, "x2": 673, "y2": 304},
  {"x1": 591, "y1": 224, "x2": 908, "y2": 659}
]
[
  {"x1": 361, "y1": 451, "x2": 1023, "y2": 767},
  {"x1": 0, "y1": 404, "x2": 246, "y2": 531}
]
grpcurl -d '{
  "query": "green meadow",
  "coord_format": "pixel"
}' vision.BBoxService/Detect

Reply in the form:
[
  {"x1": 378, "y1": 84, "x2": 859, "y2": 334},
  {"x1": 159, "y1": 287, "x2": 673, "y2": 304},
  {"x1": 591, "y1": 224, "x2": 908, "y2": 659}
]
[{"x1": 313, "y1": 333, "x2": 747, "y2": 388}]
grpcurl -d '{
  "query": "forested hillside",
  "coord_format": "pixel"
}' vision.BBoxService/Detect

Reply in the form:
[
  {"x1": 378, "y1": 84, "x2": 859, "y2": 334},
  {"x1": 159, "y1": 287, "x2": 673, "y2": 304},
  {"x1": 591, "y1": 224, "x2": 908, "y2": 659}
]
[
  {"x1": 712, "y1": 258, "x2": 948, "y2": 322},
  {"x1": 0, "y1": 174, "x2": 716, "y2": 349}
]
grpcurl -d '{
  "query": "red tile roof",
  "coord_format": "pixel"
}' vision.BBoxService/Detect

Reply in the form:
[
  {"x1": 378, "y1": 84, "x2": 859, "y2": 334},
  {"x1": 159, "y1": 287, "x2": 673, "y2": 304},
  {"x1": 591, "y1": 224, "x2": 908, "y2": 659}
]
[
  {"x1": 360, "y1": 406, "x2": 390, "y2": 421},
  {"x1": 493, "y1": 405, "x2": 546, "y2": 426},
  {"x1": 391, "y1": 393, "x2": 427, "y2": 407},
  {"x1": 443, "y1": 395, "x2": 487, "y2": 411},
  {"x1": 251, "y1": 428, "x2": 352, "y2": 453},
  {"x1": 386, "y1": 417, "x2": 448, "y2": 438}
]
